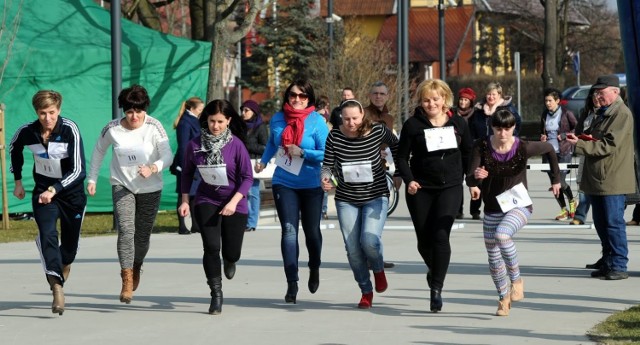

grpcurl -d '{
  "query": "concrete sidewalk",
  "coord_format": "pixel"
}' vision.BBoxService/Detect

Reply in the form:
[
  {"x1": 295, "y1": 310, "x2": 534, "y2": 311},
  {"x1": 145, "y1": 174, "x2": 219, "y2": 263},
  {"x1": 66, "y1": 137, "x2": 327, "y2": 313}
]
[{"x1": 1, "y1": 168, "x2": 638, "y2": 345}]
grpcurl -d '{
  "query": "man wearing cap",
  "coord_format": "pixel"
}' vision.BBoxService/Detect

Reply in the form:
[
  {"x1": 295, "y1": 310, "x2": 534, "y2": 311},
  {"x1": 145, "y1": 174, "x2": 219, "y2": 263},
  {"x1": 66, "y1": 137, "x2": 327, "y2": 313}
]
[{"x1": 566, "y1": 74, "x2": 635, "y2": 280}]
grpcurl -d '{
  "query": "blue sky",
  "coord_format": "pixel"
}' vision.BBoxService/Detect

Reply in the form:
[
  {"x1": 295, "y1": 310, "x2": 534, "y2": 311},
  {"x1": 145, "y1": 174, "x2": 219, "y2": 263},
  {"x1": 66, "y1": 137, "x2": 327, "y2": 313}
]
[{"x1": 607, "y1": 0, "x2": 617, "y2": 11}]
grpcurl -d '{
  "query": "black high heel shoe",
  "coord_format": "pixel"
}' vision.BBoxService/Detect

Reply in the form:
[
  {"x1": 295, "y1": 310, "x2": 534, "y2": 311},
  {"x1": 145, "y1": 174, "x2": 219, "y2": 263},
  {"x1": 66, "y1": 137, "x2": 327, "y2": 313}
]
[
  {"x1": 285, "y1": 282, "x2": 298, "y2": 304},
  {"x1": 308, "y1": 268, "x2": 319, "y2": 294},
  {"x1": 430, "y1": 289, "x2": 442, "y2": 312}
]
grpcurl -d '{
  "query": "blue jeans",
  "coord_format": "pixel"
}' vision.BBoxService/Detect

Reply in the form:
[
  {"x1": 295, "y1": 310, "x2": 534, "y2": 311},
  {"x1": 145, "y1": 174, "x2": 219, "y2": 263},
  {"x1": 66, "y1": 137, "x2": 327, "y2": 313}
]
[
  {"x1": 573, "y1": 191, "x2": 591, "y2": 222},
  {"x1": 272, "y1": 184, "x2": 324, "y2": 282},
  {"x1": 322, "y1": 192, "x2": 328, "y2": 214},
  {"x1": 246, "y1": 179, "x2": 261, "y2": 229},
  {"x1": 336, "y1": 197, "x2": 388, "y2": 294},
  {"x1": 590, "y1": 194, "x2": 628, "y2": 272}
]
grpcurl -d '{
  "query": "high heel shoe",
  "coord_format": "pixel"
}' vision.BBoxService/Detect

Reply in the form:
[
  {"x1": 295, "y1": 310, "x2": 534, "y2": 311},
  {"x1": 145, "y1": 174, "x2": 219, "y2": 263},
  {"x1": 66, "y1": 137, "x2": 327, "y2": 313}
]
[
  {"x1": 285, "y1": 281, "x2": 298, "y2": 304},
  {"x1": 223, "y1": 259, "x2": 236, "y2": 280},
  {"x1": 430, "y1": 289, "x2": 442, "y2": 312},
  {"x1": 47, "y1": 275, "x2": 64, "y2": 315},
  {"x1": 308, "y1": 268, "x2": 319, "y2": 294}
]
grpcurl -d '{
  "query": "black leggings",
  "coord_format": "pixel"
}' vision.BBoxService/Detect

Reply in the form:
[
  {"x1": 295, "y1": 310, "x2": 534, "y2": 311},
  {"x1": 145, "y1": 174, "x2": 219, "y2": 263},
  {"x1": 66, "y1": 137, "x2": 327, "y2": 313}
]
[
  {"x1": 406, "y1": 184, "x2": 462, "y2": 290},
  {"x1": 194, "y1": 203, "x2": 247, "y2": 280}
]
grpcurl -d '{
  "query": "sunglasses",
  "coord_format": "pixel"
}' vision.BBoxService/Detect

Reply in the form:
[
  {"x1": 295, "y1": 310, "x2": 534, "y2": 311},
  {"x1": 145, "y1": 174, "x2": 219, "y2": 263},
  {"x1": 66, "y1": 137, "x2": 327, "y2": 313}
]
[{"x1": 288, "y1": 92, "x2": 309, "y2": 101}]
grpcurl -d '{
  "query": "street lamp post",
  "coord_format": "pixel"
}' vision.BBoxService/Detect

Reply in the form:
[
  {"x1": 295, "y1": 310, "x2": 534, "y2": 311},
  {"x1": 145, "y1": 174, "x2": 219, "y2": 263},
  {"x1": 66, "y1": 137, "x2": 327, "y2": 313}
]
[{"x1": 438, "y1": 0, "x2": 445, "y2": 81}]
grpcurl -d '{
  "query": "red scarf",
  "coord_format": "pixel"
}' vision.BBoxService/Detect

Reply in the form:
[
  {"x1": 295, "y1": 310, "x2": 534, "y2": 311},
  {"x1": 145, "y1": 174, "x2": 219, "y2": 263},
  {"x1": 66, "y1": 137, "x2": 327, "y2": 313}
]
[{"x1": 281, "y1": 103, "x2": 314, "y2": 151}]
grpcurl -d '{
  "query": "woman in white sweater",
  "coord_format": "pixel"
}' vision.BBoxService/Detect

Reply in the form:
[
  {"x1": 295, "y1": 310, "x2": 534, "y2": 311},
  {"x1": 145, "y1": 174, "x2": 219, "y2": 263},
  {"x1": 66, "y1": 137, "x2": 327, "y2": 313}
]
[{"x1": 86, "y1": 85, "x2": 173, "y2": 304}]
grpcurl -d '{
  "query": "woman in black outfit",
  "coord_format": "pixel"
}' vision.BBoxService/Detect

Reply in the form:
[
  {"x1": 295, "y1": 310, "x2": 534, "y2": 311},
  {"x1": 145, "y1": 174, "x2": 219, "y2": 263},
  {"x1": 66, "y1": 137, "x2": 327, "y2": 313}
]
[{"x1": 396, "y1": 79, "x2": 472, "y2": 312}]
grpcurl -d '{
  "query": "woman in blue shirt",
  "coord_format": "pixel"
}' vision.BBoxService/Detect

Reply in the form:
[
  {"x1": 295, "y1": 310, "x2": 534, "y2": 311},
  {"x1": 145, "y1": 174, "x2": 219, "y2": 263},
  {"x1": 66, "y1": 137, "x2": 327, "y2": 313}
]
[{"x1": 255, "y1": 79, "x2": 329, "y2": 304}]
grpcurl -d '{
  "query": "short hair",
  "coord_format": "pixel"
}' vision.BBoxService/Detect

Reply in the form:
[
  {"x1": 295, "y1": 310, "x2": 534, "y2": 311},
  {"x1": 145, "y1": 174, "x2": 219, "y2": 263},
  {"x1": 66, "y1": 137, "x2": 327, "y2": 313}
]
[
  {"x1": 118, "y1": 85, "x2": 151, "y2": 111},
  {"x1": 32, "y1": 90, "x2": 62, "y2": 111},
  {"x1": 414, "y1": 79, "x2": 454, "y2": 110},
  {"x1": 543, "y1": 87, "x2": 562, "y2": 100},
  {"x1": 369, "y1": 81, "x2": 389, "y2": 94},
  {"x1": 342, "y1": 87, "x2": 354, "y2": 93},
  {"x1": 486, "y1": 82, "x2": 503, "y2": 96},
  {"x1": 492, "y1": 109, "x2": 517, "y2": 128},
  {"x1": 281, "y1": 79, "x2": 316, "y2": 111}
]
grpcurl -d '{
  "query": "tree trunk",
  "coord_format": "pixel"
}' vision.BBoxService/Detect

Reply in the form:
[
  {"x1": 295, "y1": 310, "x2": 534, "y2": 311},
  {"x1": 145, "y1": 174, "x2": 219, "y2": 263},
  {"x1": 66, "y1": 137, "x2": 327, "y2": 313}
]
[
  {"x1": 136, "y1": 0, "x2": 163, "y2": 32},
  {"x1": 190, "y1": 0, "x2": 204, "y2": 40},
  {"x1": 542, "y1": 0, "x2": 558, "y2": 88}
]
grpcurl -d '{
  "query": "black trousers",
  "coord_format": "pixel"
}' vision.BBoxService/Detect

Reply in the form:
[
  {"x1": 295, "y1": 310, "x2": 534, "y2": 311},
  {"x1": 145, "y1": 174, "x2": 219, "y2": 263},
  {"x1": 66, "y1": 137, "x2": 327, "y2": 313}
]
[
  {"x1": 406, "y1": 184, "x2": 462, "y2": 290},
  {"x1": 33, "y1": 192, "x2": 86, "y2": 285},
  {"x1": 194, "y1": 203, "x2": 247, "y2": 280}
]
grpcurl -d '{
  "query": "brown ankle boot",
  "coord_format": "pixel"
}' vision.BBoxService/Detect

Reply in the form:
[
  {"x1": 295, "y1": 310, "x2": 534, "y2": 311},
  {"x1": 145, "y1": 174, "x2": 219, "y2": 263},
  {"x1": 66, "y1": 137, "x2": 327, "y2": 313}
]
[
  {"x1": 496, "y1": 294, "x2": 511, "y2": 316},
  {"x1": 47, "y1": 275, "x2": 65, "y2": 315},
  {"x1": 510, "y1": 278, "x2": 524, "y2": 302},
  {"x1": 133, "y1": 263, "x2": 143, "y2": 291},
  {"x1": 62, "y1": 265, "x2": 71, "y2": 282},
  {"x1": 120, "y1": 269, "x2": 134, "y2": 304}
]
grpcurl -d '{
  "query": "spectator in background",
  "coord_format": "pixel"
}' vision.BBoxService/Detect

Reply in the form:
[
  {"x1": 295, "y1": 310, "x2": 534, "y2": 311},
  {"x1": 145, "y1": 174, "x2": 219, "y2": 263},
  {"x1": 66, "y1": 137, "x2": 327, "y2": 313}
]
[
  {"x1": 329, "y1": 87, "x2": 355, "y2": 128},
  {"x1": 171, "y1": 97, "x2": 204, "y2": 235},
  {"x1": 255, "y1": 79, "x2": 329, "y2": 304},
  {"x1": 242, "y1": 100, "x2": 268, "y2": 232},
  {"x1": 316, "y1": 95, "x2": 332, "y2": 219},
  {"x1": 178, "y1": 99, "x2": 252, "y2": 315},
  {"x1": 539, "y1": 88, "x2": 578, "y2": 221},
  {"x1": 566, "y1": 74, "x2": 635, "y2": 281},
  {"x1": 468, "y1": 82, "x2": 522, "y2": 220},
  {"x1": 571, "y1": 87, "x2": 598, "y2": 227},
  {"x1": 10, "y1": 90, "x2": 87, "y2": 315},
  {"x1": 453, "y1": 87, "x2": 476, "y2": 219},
  {"x1": 87, "y1": 85, "x2": 173, "y2": 304}
]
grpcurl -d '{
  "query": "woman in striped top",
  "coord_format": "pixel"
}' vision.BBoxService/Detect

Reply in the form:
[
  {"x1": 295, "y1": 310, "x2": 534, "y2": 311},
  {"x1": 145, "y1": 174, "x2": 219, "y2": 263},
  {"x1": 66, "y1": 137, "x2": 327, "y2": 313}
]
[
  {"x1": 396, "y1": 79, "x2": 473, "y2": 313},
  {"x1": 320, "y1": 100, "x2": 399, "y2": 309}
]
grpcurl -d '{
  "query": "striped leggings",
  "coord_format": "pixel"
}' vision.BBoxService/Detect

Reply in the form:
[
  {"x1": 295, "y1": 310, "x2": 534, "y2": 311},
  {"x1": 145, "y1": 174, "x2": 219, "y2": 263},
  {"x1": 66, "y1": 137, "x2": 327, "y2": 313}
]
[
  {"x1": 112, "y1": 185, "x2": 161, "y2": 269},
  {"x1": 483, "y1": 207, "x2": 531, "y2": 297}
]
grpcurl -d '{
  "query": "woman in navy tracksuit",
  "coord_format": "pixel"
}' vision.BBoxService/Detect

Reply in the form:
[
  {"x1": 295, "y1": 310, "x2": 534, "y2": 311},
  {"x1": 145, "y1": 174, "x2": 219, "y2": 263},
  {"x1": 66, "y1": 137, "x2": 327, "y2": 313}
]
[{"x1": 9, "y1": 90, "x2": 87, "y2": 316}]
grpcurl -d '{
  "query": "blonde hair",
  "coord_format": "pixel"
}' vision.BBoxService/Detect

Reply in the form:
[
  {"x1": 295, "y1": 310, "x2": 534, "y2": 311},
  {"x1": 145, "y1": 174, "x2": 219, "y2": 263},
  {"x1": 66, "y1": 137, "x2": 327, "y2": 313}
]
[
  {"x1": 485, "y1": 82, "x2": 503, "y2": 96},
  {"x1": 173, "y1": 97, "x2": 204, "y2": 129},
  {"x1": 414, "y1": 79, "x2": 454, "y2": 110},
  {"x1": 32, "y1": 90, "x2": 62, "y2": 111}
]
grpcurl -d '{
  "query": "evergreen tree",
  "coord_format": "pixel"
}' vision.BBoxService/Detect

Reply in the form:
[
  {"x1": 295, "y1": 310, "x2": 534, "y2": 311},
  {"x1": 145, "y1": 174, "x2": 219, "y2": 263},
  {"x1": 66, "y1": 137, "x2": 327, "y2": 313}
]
[{"x1": 244, "y1": 0, "x2": 327, "y2": 112}]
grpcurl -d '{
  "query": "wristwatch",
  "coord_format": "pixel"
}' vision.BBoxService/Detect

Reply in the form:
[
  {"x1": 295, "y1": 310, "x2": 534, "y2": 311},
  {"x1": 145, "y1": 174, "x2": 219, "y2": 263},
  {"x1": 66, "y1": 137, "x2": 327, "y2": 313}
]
[{"x1": 47, "y1": 186, "x2": 56, "y2": 194}]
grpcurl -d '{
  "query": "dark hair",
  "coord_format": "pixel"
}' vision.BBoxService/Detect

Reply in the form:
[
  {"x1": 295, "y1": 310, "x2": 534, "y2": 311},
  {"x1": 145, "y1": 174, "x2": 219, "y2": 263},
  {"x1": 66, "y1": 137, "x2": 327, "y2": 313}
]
[
  {"x1": 580, "y1": 87, "x2": 597, "y2": 119},
  {"x1": 281, "y1": 79, "x2": 316, "y2": 111},
  {"x1": 316, "y1": 95, "x2": 329, "y2": 109},
  {"x1": 118, "y1": 85, "x2": 150, "y2": 111},
  {"x1": 543, "y1": 87, "x2": 562, "y2": 100},
  {"x1": 200, "y1": 99, "x2": 247, "y2": 143},
  {"x1": 492, "y1": 109, "x2": 517, "y2": 128}
]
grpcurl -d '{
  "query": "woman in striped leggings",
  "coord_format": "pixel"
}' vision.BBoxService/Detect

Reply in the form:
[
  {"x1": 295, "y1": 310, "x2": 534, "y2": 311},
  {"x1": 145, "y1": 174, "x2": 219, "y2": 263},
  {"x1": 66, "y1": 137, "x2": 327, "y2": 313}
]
[
  {"x1": 466, "y1": 109, "x2": 561, "y2": 316},
  {"x1": 87, "y1": 85, "x2": 173, "y2": 304}
]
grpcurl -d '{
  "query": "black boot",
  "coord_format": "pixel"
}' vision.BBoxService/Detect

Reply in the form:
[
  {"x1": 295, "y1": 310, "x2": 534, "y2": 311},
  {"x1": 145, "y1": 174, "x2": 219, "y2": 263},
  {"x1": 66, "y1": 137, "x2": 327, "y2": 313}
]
[
  {"x1": 223, "y1": 259, "x2": 236, "y2": 280},
  {"x1": 308, "y1": 268, "x2": 319, "y2": 294},
  {"x1": 430, "y1": 289, "x2": 442, "y2": 313},
  {"x1": 207, "y1": 277, "x2": 223, "y2": 315},
  {"x1": 285, "y1": 281, "x2": 298, "y2": 304}
]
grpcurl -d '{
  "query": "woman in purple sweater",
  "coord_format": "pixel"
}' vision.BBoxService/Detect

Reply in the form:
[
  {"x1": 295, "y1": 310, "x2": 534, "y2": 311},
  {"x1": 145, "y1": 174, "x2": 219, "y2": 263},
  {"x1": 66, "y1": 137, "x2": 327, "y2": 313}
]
[{"x1": 178, "y1": 99, "x2": 253, "y2": 315}]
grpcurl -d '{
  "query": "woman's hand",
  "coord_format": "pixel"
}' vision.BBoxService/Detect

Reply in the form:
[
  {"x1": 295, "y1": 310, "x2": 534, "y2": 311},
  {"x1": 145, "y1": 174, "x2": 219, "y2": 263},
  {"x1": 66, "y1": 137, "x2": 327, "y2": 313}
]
[
  {"x1": 255, "y1": 161, "x2": 265, "y2": 173},
  {"x1": 474, "y1": 166, "x2": 489, "y2": 180},
  {"x1": 407, "y1": 181, "x2": 421, "y2": 195},
  {"x1": 86, "y1": 182, "x2": 97, "y2": 196},
  {"x1": 220, "y1": 201, "x2": 238, "y2": 216},
  {"x1": 138, "y1": 164, "x2": 156, "y2": 178},
  {"x1": 565, "y1": 133, "x2": 578, "y2": 145},
  {"x1": 469, "y1": 186, "x2": 481, "y2": 200},
  {"x1": 551, "y1": 183, "x2": 561, "y2": 197},
  {"x1": 177, "y1": 201, "x2": 190, "y2": 217},
  {"x1": 540, "y1": 134, "x2": 547, "y2": 142},
  {"x1": 285, "y1": 144, "x2": 304, "y2": 157},
  {"x1": 321, "y1": 177, "x2": 333, "y2": 192}
]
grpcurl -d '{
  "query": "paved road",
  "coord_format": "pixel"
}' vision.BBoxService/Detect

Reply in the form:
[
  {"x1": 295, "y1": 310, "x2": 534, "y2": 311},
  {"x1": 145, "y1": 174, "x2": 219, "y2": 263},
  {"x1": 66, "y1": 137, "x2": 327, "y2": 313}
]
[{"x1": 1, "y1": 165, "x2": 638, "y2": 345}]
